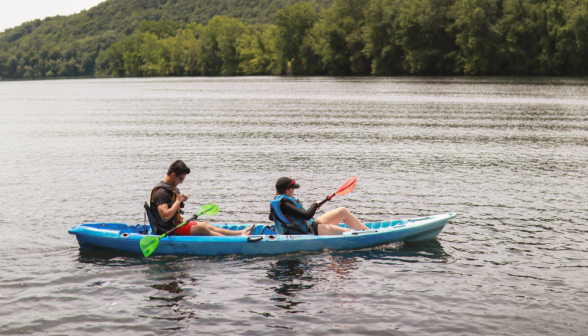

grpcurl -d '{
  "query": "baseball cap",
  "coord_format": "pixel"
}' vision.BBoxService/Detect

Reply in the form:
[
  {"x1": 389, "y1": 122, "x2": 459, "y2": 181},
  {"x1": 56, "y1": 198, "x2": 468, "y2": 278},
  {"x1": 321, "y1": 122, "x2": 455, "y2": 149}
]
[{"x1": 276, "y1": 177, "x2": 300, "y2": 193}]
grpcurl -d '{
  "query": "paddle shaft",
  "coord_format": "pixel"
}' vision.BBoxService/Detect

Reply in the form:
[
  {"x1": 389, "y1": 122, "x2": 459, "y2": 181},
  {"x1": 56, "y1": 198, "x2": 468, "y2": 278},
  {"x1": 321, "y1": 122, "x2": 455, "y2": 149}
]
[
  {"x1": 141, "y1": 204, "x2": 219, "y2": 257},
  {"x1": 316, "y1": 194, "x2": 333, "y2": 209}
]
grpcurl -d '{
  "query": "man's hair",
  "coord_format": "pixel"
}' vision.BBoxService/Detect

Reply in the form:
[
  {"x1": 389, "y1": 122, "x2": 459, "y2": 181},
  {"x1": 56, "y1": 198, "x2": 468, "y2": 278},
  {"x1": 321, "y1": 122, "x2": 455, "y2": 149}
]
[{"x1": 167, "y1": 160, "x2": 191, "y2": 176}]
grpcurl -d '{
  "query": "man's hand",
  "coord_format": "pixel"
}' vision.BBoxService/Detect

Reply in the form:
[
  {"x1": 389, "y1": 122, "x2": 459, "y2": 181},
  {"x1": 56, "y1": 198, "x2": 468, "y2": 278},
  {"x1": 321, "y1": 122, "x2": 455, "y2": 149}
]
[
  {"x1": 176, "y1": 193, "x2": 185, "y2": 203},
  {"x1": 181, "y1": 194, "x2": 189, "y2": 202}
]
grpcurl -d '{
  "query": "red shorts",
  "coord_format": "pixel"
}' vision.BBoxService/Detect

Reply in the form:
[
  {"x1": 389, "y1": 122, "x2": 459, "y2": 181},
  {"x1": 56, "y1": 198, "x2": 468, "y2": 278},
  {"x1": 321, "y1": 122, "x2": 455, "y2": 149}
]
[{"x1": 174, "y1": 221, "x2": 198, "y2": 236}]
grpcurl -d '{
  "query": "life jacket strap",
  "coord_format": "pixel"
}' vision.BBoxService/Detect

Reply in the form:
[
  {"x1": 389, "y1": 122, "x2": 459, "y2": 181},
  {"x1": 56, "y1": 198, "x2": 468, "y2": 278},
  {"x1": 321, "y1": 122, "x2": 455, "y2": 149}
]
[{"x1": 270, "y1": 196, "x2": 311, "y2": 234}]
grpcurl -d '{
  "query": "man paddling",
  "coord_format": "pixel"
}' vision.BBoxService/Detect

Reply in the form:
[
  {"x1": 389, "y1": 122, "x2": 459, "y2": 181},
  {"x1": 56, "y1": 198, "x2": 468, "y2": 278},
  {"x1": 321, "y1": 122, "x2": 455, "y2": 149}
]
[{"x1": 149, "y1": 160, "x2": 253, "y2": 236}]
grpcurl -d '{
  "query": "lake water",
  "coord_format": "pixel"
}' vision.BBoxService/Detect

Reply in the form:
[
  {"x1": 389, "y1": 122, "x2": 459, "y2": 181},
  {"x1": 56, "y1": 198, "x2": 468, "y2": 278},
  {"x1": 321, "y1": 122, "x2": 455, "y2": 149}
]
[{"x1": 0, "y1": 77, "x2": 587, "y2": 335}]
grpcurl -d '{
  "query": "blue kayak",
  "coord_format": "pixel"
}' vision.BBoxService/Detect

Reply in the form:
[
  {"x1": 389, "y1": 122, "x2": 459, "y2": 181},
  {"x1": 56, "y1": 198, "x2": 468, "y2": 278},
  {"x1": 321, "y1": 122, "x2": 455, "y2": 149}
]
[{"x1": 68, "y1": 213, "x2": 457, "y2": 256}]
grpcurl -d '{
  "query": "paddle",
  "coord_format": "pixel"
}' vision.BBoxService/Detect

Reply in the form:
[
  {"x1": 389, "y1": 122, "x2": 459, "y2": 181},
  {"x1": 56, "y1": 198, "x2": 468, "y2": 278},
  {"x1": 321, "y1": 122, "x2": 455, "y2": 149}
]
[
  {"x1": 317, "y1": 176, "x2": 357, "y2": 207},
  {"x1": 140, "y1": 204, "x2": 220, "y2": 257}
]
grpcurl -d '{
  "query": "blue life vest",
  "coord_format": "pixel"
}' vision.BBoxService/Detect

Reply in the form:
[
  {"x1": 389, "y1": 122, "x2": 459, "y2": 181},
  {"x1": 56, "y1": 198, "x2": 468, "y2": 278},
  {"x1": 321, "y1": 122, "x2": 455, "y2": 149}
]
[{"x1": 270, "y1": 195, "x2": 314, "y2": 235}]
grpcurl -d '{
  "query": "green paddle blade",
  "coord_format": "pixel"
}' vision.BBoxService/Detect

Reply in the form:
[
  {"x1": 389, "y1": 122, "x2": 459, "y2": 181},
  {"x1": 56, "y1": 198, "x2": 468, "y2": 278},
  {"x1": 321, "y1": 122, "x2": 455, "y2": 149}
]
[
  {"x1": 200, "y1": 204, "x2": 219, "y2": 215},
  {"x1": 140, "y1": 236, "x2": 160, "y2": 257},
  {"x1": 140, "y1": 205, "x2": 217, "y2": 257}
]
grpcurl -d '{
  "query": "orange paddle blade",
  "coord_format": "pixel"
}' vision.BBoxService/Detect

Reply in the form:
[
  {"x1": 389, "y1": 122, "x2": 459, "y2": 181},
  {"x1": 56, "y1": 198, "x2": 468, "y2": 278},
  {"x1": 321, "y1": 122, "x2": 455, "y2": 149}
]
[{"x1": 335, "y1": 176, "x2": 357, "y2": 196}]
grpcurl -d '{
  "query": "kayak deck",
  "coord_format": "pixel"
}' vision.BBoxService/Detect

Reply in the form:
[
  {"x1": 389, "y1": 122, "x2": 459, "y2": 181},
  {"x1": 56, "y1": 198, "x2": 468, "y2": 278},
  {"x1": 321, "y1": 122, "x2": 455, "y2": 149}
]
[
  {"x1": 78, "y1": 215, "x2": 445, "y2": 234},
  {"x1": 69, "y1": 213, "x2": 457, "y2": 256}
]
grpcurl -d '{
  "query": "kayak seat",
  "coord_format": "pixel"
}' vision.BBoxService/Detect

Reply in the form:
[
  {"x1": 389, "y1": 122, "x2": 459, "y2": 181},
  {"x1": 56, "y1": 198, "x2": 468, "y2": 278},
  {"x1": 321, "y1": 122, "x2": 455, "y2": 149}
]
[
  {"x1": 143, "y1": 202, "x2": 159, "y2": 235},
  {"x1": 260, "y1": 225, "x2": 278, "y2": 235}
]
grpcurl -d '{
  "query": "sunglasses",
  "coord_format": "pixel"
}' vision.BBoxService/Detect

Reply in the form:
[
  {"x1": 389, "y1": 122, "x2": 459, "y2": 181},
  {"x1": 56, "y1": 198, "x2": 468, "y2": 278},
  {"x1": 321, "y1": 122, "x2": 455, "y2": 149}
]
[
  {"x1": 286, "y1": 179, "x2": 296, "y2": 189},
  {"x1": 172, "y1": 171, "x2": 185, "y2": 182}
]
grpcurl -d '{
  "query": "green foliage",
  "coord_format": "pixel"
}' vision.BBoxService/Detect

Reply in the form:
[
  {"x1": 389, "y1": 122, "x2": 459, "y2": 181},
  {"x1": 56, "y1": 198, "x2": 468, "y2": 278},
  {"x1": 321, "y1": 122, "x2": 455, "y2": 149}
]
[
  {"x1": 139, "y1": 20, "x2": 178, "y2": 38},
  {"x1": 203, "y1": 16, "x2": 249, "y2": 76},
  {"x1": 395, "y1": 0, "x2": 457, "y2": 74},
  {"x1": 362, "y1": 0, "x2": 403, "y2": 75},
  {"x1": 0, "y1": 0, "x2": 333, "y2": 79},
  {"x1": 313, "y1": 0, "x2": 372, "y2": 75},
  {"x1": 237, "y1": 26, "x2": 279, "y2": 75},
  {"x1": 1, "y1": 0, "x2": 588, "y2": 78},
  {"x1": 275, "y1": 2, "x2": 320, "y2": 74},
  {"x1": 451, "y1": 0, "x2": 505, "y2": 75},
  {"x1": 498, "y1": 0, "x2": 548, "y2": 74},
  {"x1": 546, "y1": 0, "x2": 588, "y2": 75}
]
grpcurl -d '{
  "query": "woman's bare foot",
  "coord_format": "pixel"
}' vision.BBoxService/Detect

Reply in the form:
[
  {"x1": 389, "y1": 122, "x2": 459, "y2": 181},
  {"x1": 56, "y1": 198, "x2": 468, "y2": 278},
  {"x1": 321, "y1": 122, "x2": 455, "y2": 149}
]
[{"x1": 240, "y1": 224, "x2": 255, "y2": 236}]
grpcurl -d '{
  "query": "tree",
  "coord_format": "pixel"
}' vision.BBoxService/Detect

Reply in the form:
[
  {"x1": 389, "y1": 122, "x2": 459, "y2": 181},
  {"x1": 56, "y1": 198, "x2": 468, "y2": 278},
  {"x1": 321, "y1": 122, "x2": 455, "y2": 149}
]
[
  {"x1": 138, "y1": 32, "x2": 164, "y2": 75},
  {"x1": 106, "y1": 41, "x2": 125, "y2": 77},
  {"x1": 238, "y1": 27, "x2": 275, "y2": 75},
  {"x1": 498, "y1": 0, "x2": 549, "y2": 74},
  {"x1": 313, "y1": 0, "x2": 372, "y2": 75},
  {"x1": 395, "y1": 0, "x2": 457, "y2": 74},
  {"x1": 80, "y1": 52, "x2": 96, "y2": 75},
  {"x1": 362, "y1": 0, "x2": 404, "y2": 75},
  {"x1": 139, "y1": 20, "x2": 178, "y2": 38},
  {"x1": 275, "y1": 2, "x2": 320, "y2": 74},
  {"x1": 196, "y1": 16, "x2": 249, "y2": 76},
  {"x1": 545, "y1": 0, "x2": 588, "y2": 75},
  {"x1": 451, "y1": 0, "x2": 505, "y2": 74}
]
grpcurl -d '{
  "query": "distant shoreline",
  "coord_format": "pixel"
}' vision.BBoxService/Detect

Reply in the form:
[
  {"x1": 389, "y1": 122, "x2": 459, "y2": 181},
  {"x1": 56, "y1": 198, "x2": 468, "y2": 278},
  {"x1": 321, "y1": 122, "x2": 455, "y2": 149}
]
[{"x1": 3, "y1": 74, "x2": 588, "y2": 83}]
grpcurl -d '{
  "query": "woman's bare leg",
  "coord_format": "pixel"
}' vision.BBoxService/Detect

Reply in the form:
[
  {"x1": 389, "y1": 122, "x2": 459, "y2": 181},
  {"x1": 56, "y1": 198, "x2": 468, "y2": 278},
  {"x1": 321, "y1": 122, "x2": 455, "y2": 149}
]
[
  {"x1": 315, "y1": 207, "x2": 369, "y2": 231},
  {"x1": 317, "y1": 224, "x2": 351, "y2": 235}
]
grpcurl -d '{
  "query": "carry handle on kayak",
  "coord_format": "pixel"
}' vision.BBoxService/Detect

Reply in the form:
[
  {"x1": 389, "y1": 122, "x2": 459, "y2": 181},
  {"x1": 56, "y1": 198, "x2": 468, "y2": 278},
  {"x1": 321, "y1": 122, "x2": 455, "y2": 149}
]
[{"x1": 350, "y1": 230, "x2": 378, "y2": 235}]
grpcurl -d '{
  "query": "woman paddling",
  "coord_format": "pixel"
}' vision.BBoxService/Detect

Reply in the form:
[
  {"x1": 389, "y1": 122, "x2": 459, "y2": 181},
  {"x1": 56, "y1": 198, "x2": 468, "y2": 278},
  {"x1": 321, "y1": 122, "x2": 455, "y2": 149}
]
[{"x1": 269, "y1": 177, "x2": 369, "y2": 235}]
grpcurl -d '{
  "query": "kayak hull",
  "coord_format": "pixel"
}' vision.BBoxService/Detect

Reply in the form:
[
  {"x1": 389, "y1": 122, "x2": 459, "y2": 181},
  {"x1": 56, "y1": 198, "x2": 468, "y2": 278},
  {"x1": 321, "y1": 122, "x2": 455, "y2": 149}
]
[{"x1": 68, "y1": 213, "x2": 457, "y2": 256}]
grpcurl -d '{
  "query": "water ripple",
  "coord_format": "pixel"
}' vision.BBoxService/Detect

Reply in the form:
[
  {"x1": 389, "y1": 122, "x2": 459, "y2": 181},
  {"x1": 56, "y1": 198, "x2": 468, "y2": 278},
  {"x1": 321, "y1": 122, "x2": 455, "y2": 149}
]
[{"x1": 1, "y1": 77, "x2": 587, "y2": 335}]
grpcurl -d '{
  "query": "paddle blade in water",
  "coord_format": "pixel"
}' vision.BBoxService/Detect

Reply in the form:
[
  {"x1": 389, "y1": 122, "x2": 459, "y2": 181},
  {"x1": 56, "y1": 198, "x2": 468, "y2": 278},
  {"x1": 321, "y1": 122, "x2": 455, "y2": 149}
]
[
  {"x1": 200, "y1": 204, "x2": 219, "y2": 215},
  {"x1": 335, "y1": 176, "x2": 357, "y2": 196},
  {"x1": 140, "y1": 236, "x2": 160, "y2": 257}
]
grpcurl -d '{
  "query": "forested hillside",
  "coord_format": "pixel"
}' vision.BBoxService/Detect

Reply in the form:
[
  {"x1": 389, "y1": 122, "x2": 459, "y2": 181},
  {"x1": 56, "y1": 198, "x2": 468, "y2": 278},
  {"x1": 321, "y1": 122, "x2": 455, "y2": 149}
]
[
  {"x1": 1, "y1": 0, "x2": 588, "y2": 78},
  {"x1": 0, "y1": 0, "x2": 333, "y2": 78}
]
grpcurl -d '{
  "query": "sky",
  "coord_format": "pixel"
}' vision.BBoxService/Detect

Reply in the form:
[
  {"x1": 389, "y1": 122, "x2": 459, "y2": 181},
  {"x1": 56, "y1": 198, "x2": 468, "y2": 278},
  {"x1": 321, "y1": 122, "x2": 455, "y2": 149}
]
[{"x1": 1, "y1": 0, "x2": 106, "y2": 32}]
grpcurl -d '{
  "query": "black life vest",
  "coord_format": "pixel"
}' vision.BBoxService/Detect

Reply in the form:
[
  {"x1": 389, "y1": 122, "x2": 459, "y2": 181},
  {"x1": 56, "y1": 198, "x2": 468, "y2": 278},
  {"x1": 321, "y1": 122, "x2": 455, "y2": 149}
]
[{"x1": 149, "y1": 181, "x2": 182, "y2": 234}]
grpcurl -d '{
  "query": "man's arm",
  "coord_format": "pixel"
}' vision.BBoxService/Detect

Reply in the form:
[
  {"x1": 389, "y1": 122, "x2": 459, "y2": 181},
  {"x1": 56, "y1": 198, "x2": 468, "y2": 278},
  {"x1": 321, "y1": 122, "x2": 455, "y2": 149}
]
[{"x1": 157, "y1": 193, "x2": 185, "y2": 222}]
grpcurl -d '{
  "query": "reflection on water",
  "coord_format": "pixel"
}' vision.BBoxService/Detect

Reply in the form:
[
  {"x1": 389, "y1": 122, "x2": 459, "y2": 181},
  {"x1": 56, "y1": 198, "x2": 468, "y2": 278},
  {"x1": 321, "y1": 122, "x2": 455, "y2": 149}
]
[
  {"x1": 267, "y1": 258, "x2": 316, "y2": 314},
  {"x1": 382, "y1": 239, "x2": 449, "y2": 261},
  {"x1": 324, "y1": 239, "x2": 450, "y2": 264},
  {"x1": 76, "y1": 249, "x2": 145, "y2": 266},
  {"x1": 326, "y1": 256, "x2": 360, "y2": 280},
  {"x1": 150, "y1": 280, "x2": 190, "y2": 294},
  {"x1": 77, "y1": 251, "x2": 204, "y2": 325},
  {"x1": 266, "y1": 255, "x2": 363, "y2": 314},
  {"x1": 140, "y1": 265, "x2": 201, "y2": 325},
  {"x1": 142, "y1": 279, "x2": 199, "y2": 324}
]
